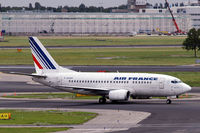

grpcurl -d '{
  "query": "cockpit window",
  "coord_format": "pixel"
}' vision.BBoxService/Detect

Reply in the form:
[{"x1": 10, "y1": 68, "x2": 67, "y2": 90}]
[{"x1": 171, "y1": 80, "x2": 182, "y2": 84}]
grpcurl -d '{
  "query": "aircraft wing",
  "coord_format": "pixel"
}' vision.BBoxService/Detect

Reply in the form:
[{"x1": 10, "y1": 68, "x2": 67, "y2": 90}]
[
  {"x1": 59, "y1": 85, "x2": 114, "y2": 95},
  {"x1": 60, "y1": 85, "x2": 111, "y2": 91}
]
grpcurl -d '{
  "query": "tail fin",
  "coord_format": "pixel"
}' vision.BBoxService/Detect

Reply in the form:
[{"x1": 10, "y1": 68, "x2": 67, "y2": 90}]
[{"x1": 29, "y1": 37, "x2": 75, "y2": 74}]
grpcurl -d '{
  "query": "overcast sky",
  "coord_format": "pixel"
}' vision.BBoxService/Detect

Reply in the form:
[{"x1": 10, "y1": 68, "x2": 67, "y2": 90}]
[{"x1": 0, "y1": 0, "x2": 192, "y2": 8}]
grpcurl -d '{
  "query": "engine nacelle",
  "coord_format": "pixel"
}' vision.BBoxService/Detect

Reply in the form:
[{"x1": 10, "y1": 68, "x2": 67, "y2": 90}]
[{"x1": 108, "y1": 89, "x2": 130, "y2": 101}]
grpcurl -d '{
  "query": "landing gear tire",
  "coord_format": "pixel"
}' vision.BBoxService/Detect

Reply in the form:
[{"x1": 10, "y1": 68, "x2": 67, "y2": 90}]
[
  {"x1": 166, "y1": 99, "x2": 172, "y2": 104},
  {"x1": 99, "y1": 97, "x2": 106, "y2": 104}
]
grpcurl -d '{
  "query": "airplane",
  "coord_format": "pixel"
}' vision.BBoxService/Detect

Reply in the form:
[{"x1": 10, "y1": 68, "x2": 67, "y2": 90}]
[{"x1": 12, "y1": 37, "x2": 192, "y2": 104}]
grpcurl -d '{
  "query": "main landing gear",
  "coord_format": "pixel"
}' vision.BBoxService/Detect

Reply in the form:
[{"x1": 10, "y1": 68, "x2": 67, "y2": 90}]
[
  {"x1": 166, "y1": 99, "x2": 172, "y2": 104},
  {"x1": 99, "y1": 97, "x2": 106, "y2": 104}
]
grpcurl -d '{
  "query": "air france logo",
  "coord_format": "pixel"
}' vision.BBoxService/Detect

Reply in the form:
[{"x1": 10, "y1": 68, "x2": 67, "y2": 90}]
[{"x1": 114, "y1": 77, "x2": 158, "y2": 81}]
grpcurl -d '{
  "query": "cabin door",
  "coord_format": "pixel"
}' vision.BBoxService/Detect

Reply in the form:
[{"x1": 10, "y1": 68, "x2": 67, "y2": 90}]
[{"x1": 159, "y1": 78, "x2": 164, "y2": 89}]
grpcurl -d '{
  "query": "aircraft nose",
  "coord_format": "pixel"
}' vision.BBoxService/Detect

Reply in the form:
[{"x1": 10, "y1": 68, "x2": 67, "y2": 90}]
[{"x1": 183, "y1": 83, "x2": 192, "y2": 93}]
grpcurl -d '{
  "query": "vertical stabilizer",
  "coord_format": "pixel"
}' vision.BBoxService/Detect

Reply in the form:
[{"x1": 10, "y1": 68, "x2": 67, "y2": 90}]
[{"x1": 29, "y1": 36, "x2": 75, "y2": 74}]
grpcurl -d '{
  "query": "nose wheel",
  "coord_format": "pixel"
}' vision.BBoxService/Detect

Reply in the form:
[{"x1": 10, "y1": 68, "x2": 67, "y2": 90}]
[
  {"x1": 99, "y1": 97, "x2": 106, "y2": 104},
  {"x1": 166, "y1": 99, "x2": 172, "y2": 104}
]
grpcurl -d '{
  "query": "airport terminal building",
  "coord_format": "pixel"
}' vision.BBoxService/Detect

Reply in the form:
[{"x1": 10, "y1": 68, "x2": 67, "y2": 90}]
[{"x1": 0, "y1": 7, "x2": 197, "y2": 35}]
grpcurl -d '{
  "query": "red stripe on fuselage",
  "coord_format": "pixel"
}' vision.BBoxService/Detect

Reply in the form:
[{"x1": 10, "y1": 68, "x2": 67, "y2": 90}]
[{"x1": 32, "y1": 54, "x2": 43, "y2": 69}]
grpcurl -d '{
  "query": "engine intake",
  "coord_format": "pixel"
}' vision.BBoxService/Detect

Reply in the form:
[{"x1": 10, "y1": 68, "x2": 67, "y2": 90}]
[{"x1": 109, "y1": 89, "x2": 130, "y2": 101}]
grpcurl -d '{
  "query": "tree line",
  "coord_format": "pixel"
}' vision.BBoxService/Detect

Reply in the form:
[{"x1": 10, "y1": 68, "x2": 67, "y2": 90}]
[
  {"x1": 0, "y1": 2, "x2": 187, "y2": 12},
  {"x1": 0, "y1": 2, "x2": 127, "y2": 12},
  {"x1": 183, "y1": 28, "x2": 200, "y2": 58}
]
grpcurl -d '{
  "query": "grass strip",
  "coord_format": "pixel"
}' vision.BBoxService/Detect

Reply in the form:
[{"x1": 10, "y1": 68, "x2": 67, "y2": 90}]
[
  {"x1": 3, "y1": 93, "x2": 100, "y2": 100},
  {"x1": 0, "y1": 47, "x2": 197, "y2": 65},
  {"x1": 0, "y1": 110, "x2": 97, "y2": 125},
  {"x1": 0, "y1": 127, "x2": 69, "y2": 133},
  {"x1": 0, "y1": 36, "x2": 186, "y2": 46}
]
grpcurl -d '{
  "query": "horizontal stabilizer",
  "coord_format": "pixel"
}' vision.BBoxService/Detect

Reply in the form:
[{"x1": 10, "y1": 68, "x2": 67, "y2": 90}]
[{"x1": 9, "y1": 72, "x2": 46, "y2": 78}]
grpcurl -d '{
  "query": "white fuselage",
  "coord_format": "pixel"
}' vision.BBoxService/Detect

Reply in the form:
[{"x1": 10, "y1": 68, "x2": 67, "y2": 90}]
[
  {"x1": 33, "y1": 72, "x2": 191, "y2": 97},
  {"x1": 28, "y1": 36, "x2": 192, "y2": 103}
]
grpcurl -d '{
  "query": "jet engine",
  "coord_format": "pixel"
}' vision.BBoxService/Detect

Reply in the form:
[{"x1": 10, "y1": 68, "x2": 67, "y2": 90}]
[{"x1": 108, "y1": 89, "x2": 130, "y2": 101}]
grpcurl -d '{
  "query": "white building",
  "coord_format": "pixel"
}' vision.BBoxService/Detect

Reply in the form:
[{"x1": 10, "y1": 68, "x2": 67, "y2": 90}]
[
  {"x1": 140, "y1": 6, "x2": 200, "y2": 30},
  {"x1": 0, "y1": 12, "x2": 191, "y2": 35},
  {"x1": 171, "y1": 6, "x2": 200, "y2": 29}
]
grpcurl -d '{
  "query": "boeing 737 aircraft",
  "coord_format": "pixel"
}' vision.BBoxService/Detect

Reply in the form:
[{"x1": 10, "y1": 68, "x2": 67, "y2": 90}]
[{"x1": 13, "y1": 37, "x2": 191, "y2": 104}]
